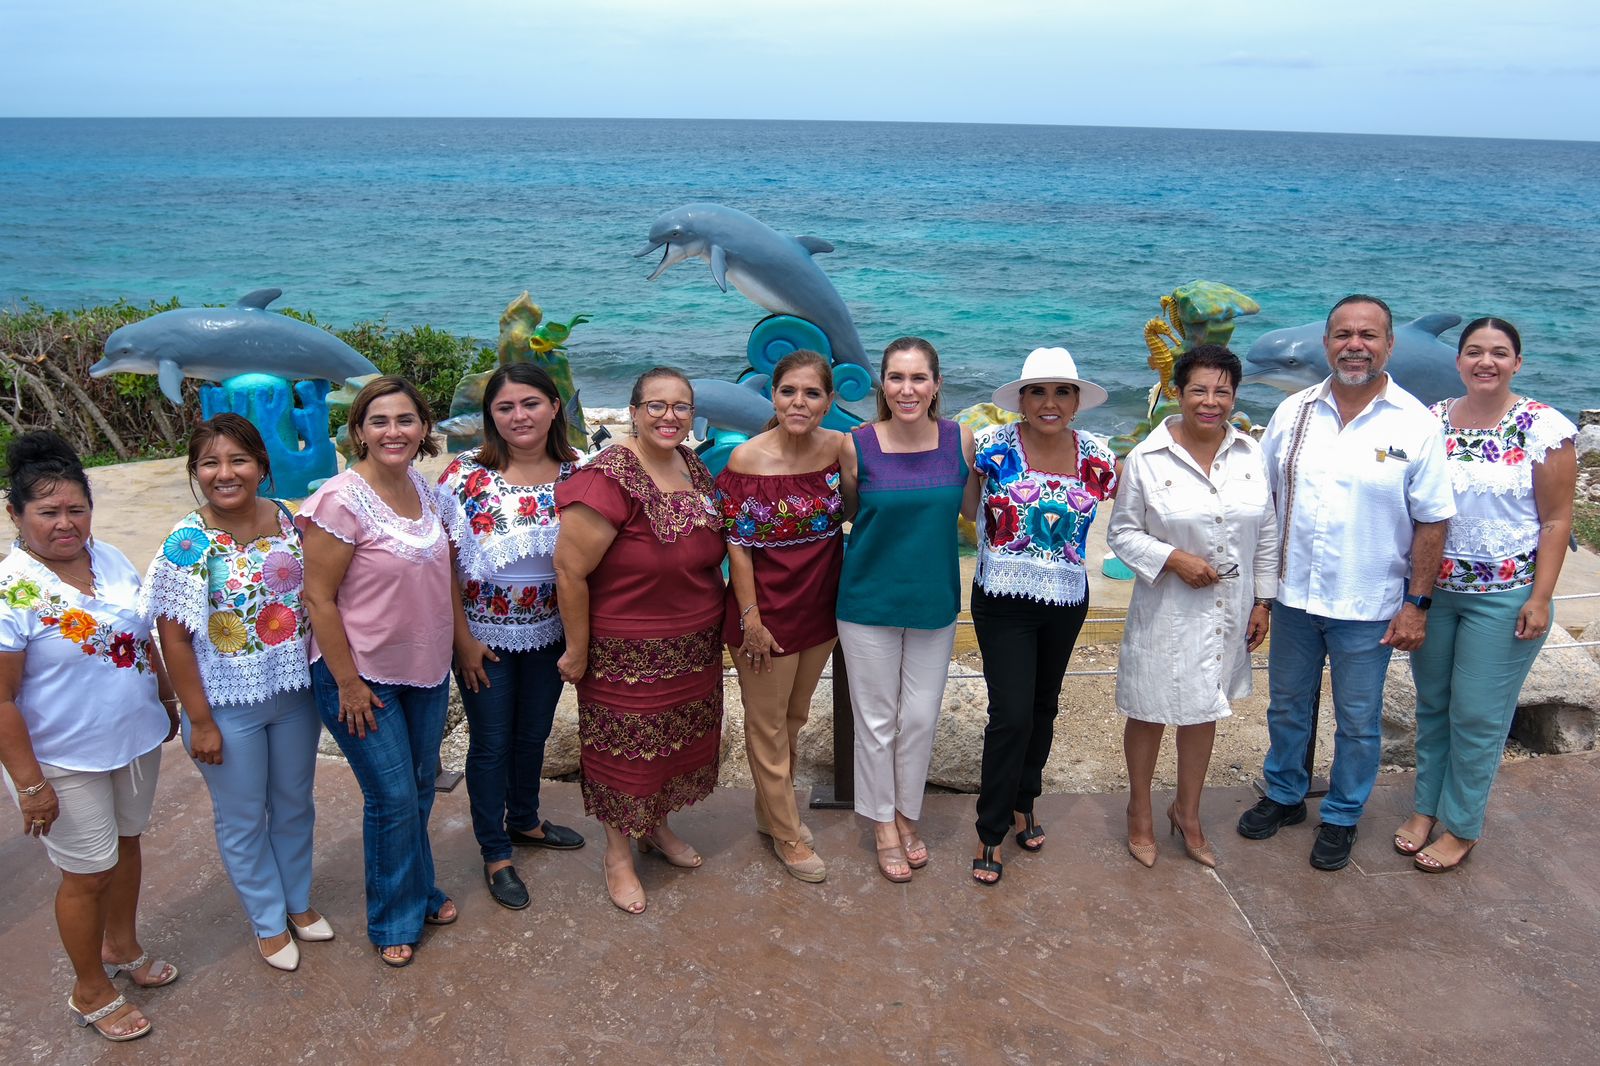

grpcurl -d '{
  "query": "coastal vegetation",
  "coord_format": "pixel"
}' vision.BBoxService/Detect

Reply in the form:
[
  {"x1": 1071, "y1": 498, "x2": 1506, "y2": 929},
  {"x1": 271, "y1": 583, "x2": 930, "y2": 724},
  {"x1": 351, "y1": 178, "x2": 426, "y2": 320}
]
[{"x1": 0, "y1": 299, "x2": 494, "y2": 463}]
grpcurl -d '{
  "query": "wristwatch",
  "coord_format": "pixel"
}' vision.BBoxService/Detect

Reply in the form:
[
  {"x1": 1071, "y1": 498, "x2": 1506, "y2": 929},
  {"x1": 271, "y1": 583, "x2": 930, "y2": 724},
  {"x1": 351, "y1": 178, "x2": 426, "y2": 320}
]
[{"x1": 1403, "y1": 592, "x2": 1433, "y2": 611}]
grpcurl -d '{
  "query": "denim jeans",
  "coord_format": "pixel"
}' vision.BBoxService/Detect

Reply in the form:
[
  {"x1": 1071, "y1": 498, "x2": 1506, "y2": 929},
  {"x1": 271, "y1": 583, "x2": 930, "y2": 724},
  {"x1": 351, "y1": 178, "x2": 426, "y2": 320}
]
[
  {"x1": 311, "y1": 660, "x2": 449, "y2": 947},
  {"x1": 183, "y1": 688, "x2": 321, "y2": 938},
  {"x1": 458, "y1": 642, "x2": 565, "y2": 863},
  {"x1": 1263, "y1": 603, "x2": 1394, "y2": 826}
]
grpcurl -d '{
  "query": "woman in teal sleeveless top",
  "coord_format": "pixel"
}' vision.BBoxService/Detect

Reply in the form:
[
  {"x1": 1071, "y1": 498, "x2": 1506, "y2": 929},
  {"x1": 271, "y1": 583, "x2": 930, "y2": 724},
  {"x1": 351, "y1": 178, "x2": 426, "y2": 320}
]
[{"x1": 837, "y1": 337, "x2": 977, "y2": 883}]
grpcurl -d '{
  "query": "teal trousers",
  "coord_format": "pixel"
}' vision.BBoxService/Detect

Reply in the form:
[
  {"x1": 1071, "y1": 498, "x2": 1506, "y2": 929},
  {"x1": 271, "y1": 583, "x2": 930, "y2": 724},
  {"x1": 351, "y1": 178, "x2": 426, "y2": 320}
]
[{"x1": 1408, "y1": 585, "x2": 1549, "y2": 840}]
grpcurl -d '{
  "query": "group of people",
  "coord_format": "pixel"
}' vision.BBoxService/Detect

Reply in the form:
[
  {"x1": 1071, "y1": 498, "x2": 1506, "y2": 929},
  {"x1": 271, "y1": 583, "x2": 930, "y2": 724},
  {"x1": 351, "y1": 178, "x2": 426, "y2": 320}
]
[{"x1": 0, "y1": 295, "x2": 1579, "y2": 1043}]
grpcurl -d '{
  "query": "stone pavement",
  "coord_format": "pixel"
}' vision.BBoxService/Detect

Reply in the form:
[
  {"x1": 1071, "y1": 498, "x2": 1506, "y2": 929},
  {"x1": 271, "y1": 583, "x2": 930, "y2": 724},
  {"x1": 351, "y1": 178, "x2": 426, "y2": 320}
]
[{"x1": 2, "y1": 746, "x2": 1597, "y2": 1065}]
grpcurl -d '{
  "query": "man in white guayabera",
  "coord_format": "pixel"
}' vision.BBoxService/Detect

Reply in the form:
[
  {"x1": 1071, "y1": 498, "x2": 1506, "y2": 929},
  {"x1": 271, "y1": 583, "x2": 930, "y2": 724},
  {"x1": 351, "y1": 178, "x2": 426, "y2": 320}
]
[{"x1": 1237, "y1": 294, "x2": 1455, "y2": 871}]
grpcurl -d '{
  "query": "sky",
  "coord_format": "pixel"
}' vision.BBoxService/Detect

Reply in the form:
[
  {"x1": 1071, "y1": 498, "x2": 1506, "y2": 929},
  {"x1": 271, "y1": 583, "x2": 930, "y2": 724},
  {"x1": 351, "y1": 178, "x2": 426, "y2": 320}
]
[{"x1": 1, "y1": 0, "x2": 1595, "y2": 140}]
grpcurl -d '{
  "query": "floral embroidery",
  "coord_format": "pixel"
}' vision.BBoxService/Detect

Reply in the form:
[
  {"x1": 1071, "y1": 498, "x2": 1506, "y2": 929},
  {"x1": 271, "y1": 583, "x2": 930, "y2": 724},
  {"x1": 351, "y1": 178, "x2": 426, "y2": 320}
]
[
  {"x1": 163, "y1": 527, "x2": 210, "y2": 566},
  {"x1": 0, "y1": 573, "x2": 154, "y2": 673},
  {"x1": 208, "y1": 610, "x2": 249, "y2": 653},
  {"x1": 589, "y1": 624, "x2": 720, "y2": 684},
  {"x1": 585, "y1": 446, "x2": 719, "y2": 544},
  {"x1": 1438, "y1": 550, "x2": 1538, "y2": 595},
  {"x1": 437, "y1": 450, "x2": 573, "y2": 577},
  {"x1": 460, "y1": 577, "x2": 563, "y2": 652},
  {"x1": 577, "y1": 693, "x2": 723, "y2": 760},
  {"x1": 579, "y1": 761, "x2": 719, "y2": 838},
  {"x1": 720, "y1": 464, "x2": 844, "y2": 548}
]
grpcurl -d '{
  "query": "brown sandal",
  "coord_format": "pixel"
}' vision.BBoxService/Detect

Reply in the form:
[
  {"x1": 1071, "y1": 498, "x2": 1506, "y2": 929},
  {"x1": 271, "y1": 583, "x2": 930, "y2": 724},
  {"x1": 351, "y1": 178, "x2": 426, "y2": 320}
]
[{"x1": 876, "y1": 843, "x2": 913, "y2": 883}]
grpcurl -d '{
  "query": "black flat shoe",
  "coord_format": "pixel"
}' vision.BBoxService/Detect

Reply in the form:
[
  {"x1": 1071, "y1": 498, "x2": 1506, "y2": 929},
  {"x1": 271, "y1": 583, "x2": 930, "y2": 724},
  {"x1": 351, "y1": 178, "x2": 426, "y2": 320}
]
[
  {"x1": 485, "y1": 866, "x2": 530, "y2": 910},
  {"x1": 1236, "y1": 797, "x2": 1307, "y2": 840},
  {"x1": 508, "y1": 820, "x2": 586, "y2": 850},
  {"x1": 1309, "y1": 823, "x2": 1358, "y2": 871}
]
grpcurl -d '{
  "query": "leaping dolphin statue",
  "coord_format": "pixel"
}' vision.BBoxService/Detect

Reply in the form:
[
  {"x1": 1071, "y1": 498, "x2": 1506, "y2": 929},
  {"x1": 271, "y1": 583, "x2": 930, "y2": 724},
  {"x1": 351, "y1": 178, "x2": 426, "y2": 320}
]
[
  {"x1": 1241, "y1": 312, "x2": 1462, "y2": 406},
  {"x1": 634, "y1": 203, "x2": 875, "y2": 382},
  {"x1": 92, "y1": 289, "x2": 381, "y2": 405}
]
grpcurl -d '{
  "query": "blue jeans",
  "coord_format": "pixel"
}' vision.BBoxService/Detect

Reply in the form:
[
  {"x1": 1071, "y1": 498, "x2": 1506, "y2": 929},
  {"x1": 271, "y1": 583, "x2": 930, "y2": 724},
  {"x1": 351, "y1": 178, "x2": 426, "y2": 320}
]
[
  {"x1": 1263, "y1": 603, "x2": 1394, "y2": 826},
  {"x1": 311, "y1": 660, "x2": 449, "y2": 947},
  {"x1": 458, "y1": 642, "x2": 565, "y2": 863},
  {"x1": 183, "y1": 688, "x2": 321, "y2": 938},
  {"x1": 1409, "y1": 586, "x2": 1547, "y2": 840}
]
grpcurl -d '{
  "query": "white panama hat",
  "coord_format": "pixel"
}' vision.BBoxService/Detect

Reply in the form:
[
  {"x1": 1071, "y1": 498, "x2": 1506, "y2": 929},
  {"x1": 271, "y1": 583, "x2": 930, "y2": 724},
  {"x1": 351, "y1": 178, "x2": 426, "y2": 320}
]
[{"x1": 991, "y1": 347, "x2": 1109, "y2": 414}]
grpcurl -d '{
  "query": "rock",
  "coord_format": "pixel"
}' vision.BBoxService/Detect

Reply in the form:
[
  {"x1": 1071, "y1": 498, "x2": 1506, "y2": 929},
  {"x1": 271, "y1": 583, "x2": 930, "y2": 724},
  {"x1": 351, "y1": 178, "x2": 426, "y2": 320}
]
[
  {"x1": 1575, "y1": 424, "x2": 1600, "y2": 459},
  {"x1": 1382, "y1": 622, "x2": 1600, "y2": 763},
  {"x1": 1578, "y1": 409, "x2": 1599, "y2": 429}
]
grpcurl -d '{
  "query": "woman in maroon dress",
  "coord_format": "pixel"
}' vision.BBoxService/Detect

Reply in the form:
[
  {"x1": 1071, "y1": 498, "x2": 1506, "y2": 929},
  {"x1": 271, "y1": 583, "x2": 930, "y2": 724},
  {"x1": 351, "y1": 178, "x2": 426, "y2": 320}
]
[
  {"x1": 554, "y1": 368, "x2": 726, "y2": 914},
  {"x1": 717, "y1": 350, "x2": 846, "y2": 883}
]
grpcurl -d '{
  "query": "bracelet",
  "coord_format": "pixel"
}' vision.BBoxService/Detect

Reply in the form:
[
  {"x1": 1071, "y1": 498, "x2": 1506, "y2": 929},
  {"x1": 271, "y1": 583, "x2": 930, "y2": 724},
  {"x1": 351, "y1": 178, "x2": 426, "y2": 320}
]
[
  {"x1": 738, "y1": 602, "x2": 759, "y2": 632},
  {"x1": 16, "y1": 778, "x2": 49, "y2": 796},
  {"x1": 1254, "y1": 598, "x2": 1274, "y2": 609}
]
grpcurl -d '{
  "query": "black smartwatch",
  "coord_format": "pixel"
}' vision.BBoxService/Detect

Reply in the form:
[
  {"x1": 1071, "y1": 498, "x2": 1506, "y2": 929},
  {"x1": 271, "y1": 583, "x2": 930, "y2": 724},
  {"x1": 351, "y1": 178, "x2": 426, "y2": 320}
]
[{"x1": 1403, "y1": 592, "x2": 1432, "y2": 611}]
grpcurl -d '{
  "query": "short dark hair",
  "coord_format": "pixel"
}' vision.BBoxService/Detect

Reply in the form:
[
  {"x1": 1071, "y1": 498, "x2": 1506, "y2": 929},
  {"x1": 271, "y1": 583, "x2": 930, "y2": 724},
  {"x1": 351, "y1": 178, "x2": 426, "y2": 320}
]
[
  {"x1": 477, "y1": 364, "x2": 579, "y2": 470},
  {"x1": 188, "y1": 413, "x2": 273, "y2": 486},
  {"x1": 876, "y1": 336, "x2": 942, "y2": 422},
  {"x1": 1173, "y1": 344, "x2": 1242, "y2": 392},
  {"x1": 629, "y1": 367, "x2": 694, "y2": 408},
  {"x1": 1457, "y1": 316, "x2": 1522, "y2": 356},
  {"x1": 772, "y1": 349, "x2": 834, "y2": 395},
  {"x1": 1325, "y1": 294, "x2": 1394, "y2": 338},
  {"x1": 5, "y1": 431, "x2": 91, "y2": 513},
  {"x1": 347, "y1": 376, "x2": 441, "y2": 460}
]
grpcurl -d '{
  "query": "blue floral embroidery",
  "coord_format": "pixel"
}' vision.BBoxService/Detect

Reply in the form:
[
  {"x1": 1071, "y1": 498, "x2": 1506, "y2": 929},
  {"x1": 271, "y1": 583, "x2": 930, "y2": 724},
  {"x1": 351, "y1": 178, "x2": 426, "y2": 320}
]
[{"x1": 162, "y1": 527, "x2": 210, "y2": 567}]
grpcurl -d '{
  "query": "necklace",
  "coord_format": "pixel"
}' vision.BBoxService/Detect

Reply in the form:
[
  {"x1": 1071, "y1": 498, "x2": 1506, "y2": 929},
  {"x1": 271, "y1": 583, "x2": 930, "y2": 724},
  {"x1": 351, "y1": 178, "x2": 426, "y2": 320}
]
[{"x1": 21, "y1": 541, "x2": 96, "y2": 597}]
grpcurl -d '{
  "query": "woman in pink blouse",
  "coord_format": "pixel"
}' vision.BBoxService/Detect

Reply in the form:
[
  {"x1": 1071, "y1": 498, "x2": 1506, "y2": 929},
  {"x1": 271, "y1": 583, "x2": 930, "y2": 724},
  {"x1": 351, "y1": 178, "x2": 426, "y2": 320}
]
[
  {"x1": 300, "y1": 377, "x2": 457, "y2": 968},
  {"x1": 437, "y1": 365, "x2": 585, "y2": 912},
  {"x1": 717, "y1": 350, "x2": 846, "y2": 883}
]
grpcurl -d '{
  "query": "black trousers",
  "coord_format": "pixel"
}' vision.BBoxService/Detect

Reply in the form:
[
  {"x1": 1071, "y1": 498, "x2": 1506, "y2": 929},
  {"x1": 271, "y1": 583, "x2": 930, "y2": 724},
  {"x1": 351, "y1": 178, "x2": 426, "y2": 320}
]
[{"x1": 971, "y1": 584, "x2": 1090, "y2": 846}]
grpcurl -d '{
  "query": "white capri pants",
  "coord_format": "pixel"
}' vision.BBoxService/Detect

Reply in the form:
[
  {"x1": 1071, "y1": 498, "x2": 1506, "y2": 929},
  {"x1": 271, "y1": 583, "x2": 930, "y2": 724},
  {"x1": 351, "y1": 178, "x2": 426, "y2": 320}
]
[
  {"x1": 836, "y1": 619, "x2": 957, "y2": 822},
  {"x1": 4, "y1": 746, "x2": 163, "y2": 874}
]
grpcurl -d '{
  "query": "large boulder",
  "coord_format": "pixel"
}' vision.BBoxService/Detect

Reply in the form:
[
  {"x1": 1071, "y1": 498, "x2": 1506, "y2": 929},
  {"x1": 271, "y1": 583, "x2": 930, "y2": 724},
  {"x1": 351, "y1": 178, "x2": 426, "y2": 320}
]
[{"x1": 1382, "y1": 622, "x2": 1600, "y2": 763}]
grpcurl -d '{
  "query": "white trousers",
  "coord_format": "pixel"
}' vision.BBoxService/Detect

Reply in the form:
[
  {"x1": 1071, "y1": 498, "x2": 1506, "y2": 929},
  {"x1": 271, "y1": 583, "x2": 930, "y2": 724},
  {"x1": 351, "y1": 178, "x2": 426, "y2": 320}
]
[{"x1": 836, "y1": 619, "x2": 956, "y2": 822}]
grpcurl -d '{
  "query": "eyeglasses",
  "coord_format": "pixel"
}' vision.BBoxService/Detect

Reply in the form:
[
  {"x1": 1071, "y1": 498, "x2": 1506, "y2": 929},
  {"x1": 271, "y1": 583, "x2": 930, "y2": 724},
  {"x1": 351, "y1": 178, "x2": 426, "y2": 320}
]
[
  {"x1": 1216, "y1": 562, "x2": 1240, "y2": 579},
  {"x1": 640, "y1": 401, "x2": 695, "y2": 418}
]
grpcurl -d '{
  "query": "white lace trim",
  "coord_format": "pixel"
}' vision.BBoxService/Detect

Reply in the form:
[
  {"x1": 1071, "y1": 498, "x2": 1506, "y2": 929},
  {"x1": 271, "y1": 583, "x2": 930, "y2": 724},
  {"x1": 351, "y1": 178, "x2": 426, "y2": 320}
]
[
  {"x1": 975, "y1": 555, "x2": 1088, "y2": 606},
  {"x1": 338, "y1": 469, "x2": 448, "y2": 564},
  {"x1": 138, "y1": 558, "x2": 209, "y2": 634},
  {"x1": 1439, "y1": 400, "x2": 1579, "y2": 498},
  {"x1": 197, "y1": 642, "x2": 312, "y2": 707},
  {"x1": 467, "y1": 614, "x2": 564, "y2": 653},
  {"x1": 1443, "y1": 514, "x2": 1540, "y2": 560},
  {"x1": 447, "y1": 521, "x2": 560, "y2": 581},
  {"x1": 1447, "y1": 460, "x2": 1529, "y2": 499}
]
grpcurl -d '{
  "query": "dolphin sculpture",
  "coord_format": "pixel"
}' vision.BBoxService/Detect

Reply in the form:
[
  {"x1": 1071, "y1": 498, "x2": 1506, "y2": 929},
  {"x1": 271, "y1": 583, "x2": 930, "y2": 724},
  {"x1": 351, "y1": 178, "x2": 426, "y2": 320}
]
[
  {"x1": 634, "y1": 203, "x2": 875, "y2": 382},
  {"x1": 689, "y1": 376, "x2": 781, "y2": 439},
  {"x1": 92, "y1": 289, "x2": 381, "y2": 404},
  {"x1": 1241, "y1": 313, "x2": 1462, "y2": 406}
]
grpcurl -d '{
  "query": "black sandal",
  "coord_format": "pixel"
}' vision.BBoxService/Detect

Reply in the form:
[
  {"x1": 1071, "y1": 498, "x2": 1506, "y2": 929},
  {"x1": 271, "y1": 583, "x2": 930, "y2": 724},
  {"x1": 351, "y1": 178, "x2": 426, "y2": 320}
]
[
  {"x1": 1015, "y1": 812, "x2": 1045, "y2": 852},
  {"x1": 972, "y1": 844, "x2": 1003, "y2": 886}
]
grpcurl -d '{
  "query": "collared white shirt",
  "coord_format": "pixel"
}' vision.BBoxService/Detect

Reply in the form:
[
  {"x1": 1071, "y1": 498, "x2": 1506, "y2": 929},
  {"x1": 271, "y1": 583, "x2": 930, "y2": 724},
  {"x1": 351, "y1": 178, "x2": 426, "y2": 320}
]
[
  {"x1": 1108, "y1": 417, "x2": 1278, "y2": 723},
  {"x1": 1261, "y1": 375, "x2": 1455, "y2": 621}
]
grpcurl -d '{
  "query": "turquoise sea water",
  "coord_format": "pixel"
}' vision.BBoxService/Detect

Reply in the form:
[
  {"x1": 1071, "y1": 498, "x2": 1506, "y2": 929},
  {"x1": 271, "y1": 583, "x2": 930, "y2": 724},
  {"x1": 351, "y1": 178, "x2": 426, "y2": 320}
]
[{"x1": 2, "y1": 118, "x2": 1597, "y2": 431}]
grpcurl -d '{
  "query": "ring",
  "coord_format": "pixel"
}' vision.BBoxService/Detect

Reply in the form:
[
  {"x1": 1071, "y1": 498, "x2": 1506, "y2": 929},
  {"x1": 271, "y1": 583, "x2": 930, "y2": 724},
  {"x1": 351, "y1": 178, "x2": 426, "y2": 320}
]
[{"x1": 31, "y1": 818, "x2": 44, "y2": 826}]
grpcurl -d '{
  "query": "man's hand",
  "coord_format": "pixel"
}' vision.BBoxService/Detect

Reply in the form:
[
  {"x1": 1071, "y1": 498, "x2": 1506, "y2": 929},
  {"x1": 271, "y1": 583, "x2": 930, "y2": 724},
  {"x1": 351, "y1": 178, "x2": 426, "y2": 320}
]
[{"x1": 1380, "y1": 603, "x2": 1428, "y2": 651}]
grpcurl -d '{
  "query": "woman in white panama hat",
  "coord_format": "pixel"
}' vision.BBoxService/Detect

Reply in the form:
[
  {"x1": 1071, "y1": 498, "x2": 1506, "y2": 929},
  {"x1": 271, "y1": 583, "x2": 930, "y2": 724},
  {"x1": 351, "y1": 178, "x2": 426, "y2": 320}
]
[{"x1": 968, "y1": 347, "x2": 1118, "y2": 885}]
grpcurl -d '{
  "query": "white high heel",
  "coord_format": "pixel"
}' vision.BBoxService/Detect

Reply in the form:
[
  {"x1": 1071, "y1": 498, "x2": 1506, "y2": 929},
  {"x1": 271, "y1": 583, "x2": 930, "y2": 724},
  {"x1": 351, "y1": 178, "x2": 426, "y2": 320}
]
[
  {"x1": 289, "y1": 915, "x2": 335, "y2": 942},
  {"x1": 260, "y1": 938, "x2": 300, "y2": 972}
]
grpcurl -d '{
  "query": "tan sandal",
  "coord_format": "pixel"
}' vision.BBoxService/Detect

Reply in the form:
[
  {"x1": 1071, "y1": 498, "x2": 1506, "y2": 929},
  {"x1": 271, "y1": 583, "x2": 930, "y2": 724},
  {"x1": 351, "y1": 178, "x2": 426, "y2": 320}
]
[
  {"x1": 68, "y1": 993, "x2": 151, "y2": 1041},
  {"x1": 102, "y1": 952, "x2": 179, "y2": 988},
  {"x1": 640, "y1": 832, "x2": 702, "y2": 869},
  {"x1": 774, "y1": 838, "x2": 826, "y2": 883},
  {"x1": 876, "y1": 843, "x2": 912, "y2": 883}
]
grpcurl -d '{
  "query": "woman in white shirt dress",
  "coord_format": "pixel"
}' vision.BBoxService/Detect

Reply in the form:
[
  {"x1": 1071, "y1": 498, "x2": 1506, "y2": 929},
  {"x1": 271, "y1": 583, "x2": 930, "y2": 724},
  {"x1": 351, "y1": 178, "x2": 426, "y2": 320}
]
[{"x1": 1108, "y1": 346, "x2": 1277, "y2": 868}]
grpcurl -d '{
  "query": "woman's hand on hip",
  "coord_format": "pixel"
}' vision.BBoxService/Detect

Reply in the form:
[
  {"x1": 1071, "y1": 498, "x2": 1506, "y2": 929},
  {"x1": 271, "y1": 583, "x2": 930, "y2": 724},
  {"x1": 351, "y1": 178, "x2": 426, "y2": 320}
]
[
  {"x1": 338, "y1": 679, "x2": 384, "y2": 739},
  {"x1": 187, "y1": 719, "x2": 224, "y2": 765}
]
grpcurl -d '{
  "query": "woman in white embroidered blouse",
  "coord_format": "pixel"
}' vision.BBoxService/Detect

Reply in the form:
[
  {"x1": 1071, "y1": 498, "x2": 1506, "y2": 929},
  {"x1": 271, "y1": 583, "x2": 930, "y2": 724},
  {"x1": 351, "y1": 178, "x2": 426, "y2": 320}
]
[
  {"x1": 1109, "y1": 346, "x2": 1276, "y2": 869},
  {"x1": 1394, "y1": 318, "x2": 1578, "y2": 873},
  {"x1": 0, "y1": 432, "x2": 180, "y2": 1043},
  {"x1": 969, "y1": 347, "x2": 1117, "y2": 885},
  {"x1": 144, "y1": 415, "x2": 330, "y2": 972},
  {"x1": 437, "y1": 365, "x2": 586, "y2": 913},
  {"x1": 300, "y1": 377, "x2": 457, "y2": 968}
]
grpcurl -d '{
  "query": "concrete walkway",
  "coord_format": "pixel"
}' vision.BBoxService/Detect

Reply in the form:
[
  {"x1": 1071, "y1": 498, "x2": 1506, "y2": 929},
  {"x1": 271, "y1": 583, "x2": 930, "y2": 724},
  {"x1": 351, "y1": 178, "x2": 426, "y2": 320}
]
[{"x1": 2, "y1": 746, "x2": 1596, "y2": 1065}]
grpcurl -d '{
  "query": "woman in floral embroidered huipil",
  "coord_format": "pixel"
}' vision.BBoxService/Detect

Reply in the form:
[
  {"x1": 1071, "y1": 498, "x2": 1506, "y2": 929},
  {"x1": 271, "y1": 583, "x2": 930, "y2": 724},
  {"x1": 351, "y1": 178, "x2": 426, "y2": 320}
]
[
  {"x1": 1395, "y1": 319, "x2": 1578, "y2": 873},
  {"x1": 0, "y1": 432, "x2": 180, "y2": 1043},
  {"x1": 716, "y1": 350, "x2": 845, "y2": 884},
  {"x1": 555, "y1": 368, "x2": 725, "y2": 915},
  {"x1": 144, "y1": 416, "x2": 329, "y2": 972},
  {"x1": 968, "y1": 347, "x2": 1117, "y2": 885},
  {"x1": 300, "y1": 377, "x2": 457, "y2": 967},
  {"x1": 437, "y1": 365, "x2": 586, "y2": 912}
]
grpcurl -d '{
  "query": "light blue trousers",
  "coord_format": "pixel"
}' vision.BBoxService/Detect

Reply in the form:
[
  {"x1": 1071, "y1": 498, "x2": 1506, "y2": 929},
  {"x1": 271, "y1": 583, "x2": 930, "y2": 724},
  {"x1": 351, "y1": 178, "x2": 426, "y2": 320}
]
[
  {"x1": 1408, "y1": 585, "x2": 1548, "y2": 840},
  {"x1": 183, "y1": 688, "x2": 322, "y2": 938}
]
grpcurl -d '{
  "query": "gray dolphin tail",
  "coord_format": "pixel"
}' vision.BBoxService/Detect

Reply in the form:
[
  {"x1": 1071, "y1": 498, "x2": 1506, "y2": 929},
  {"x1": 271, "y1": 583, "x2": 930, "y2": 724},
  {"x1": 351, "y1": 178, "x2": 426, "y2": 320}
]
[
  {"x1": 795, "y1": 236, "x2": 834, "y2": 255},
  {"x1": 1409, "y1": 313, "x2": 1462, "y2": 337},
  {"x1": 234, "y1": 288, "x2": 283, "y2": 309},
  {"x1": 709, "y1": 245, "x2": 729, "y2": 292}
]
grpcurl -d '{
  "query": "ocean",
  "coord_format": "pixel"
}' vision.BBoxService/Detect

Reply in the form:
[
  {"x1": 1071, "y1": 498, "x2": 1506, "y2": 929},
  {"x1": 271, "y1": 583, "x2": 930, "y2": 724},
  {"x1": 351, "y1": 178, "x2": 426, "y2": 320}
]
[{"x1": 3, "y1": 117, "x2": 1597, "y2": 431}]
